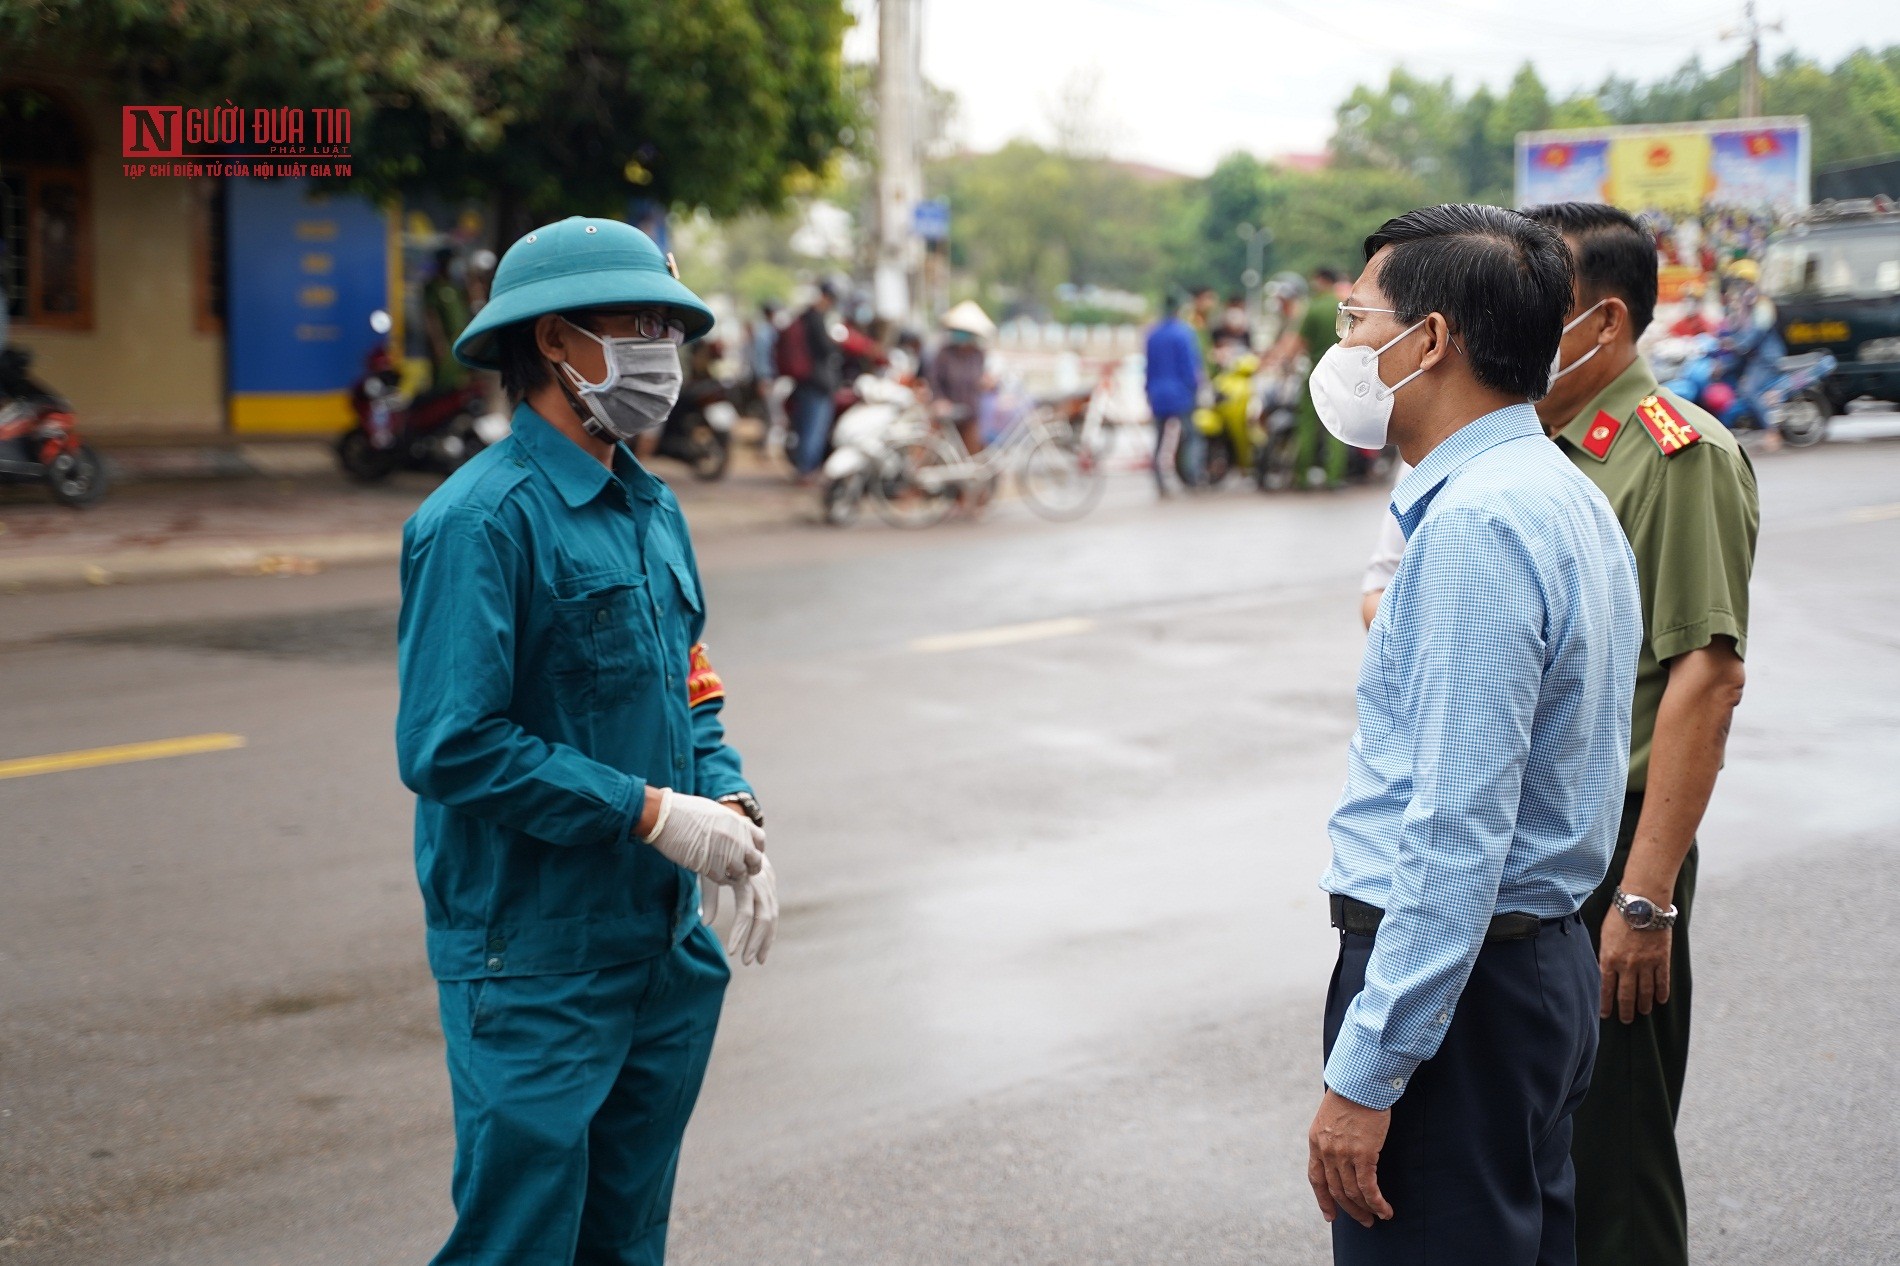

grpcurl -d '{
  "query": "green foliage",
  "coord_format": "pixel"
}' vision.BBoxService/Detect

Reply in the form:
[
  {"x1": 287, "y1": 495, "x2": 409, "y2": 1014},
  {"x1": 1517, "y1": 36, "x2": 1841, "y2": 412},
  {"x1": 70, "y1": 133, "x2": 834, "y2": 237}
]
[
  {"x1": 1183, "y1": 153, "x2": 1428, "y2": 287},
  {"x1": 929, "y1": 141, "x2": 1187, "y2": 315},
  {"x1": 4, "y1": 0, "x2": 856, "y2": 221}
]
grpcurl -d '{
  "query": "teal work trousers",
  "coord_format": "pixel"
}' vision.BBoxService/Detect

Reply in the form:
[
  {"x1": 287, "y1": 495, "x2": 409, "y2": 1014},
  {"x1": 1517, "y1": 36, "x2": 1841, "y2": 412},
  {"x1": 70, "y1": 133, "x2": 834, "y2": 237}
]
[{"x1": 430, "y1": 923, "x2": 730, "y2": 1265}]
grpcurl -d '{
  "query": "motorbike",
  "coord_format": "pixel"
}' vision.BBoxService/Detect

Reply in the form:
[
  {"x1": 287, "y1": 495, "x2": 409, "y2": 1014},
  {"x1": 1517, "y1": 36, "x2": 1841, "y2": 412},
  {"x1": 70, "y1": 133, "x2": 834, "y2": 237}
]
[
  {"x1": 336, "y1": 311, "x2": 503, "y2": 482},
  {"x1": 819, "y1": 374, "x2": 920, "y2": 526},
  {"x1": 1180, "y1": 349, "x2": 1260, "y2": 487},
  {"x1": 1251, "y1": 364, "x2": 1303, "y2": 492},
  {"x1": 0, "y1": 346, "x2": 107, "y2": 507},
  {"x1": 658, "y1": 351, "x2": 740, "y2": 481},
  {"x1": 1653, "y1": 334, "x2": 1837, "y2": 448}
]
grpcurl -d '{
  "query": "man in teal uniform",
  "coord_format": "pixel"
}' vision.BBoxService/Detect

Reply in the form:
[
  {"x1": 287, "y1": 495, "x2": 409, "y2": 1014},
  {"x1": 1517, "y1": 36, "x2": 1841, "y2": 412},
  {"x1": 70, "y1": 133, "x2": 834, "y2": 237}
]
[{"x1": 396, "y1": 216, "x2": 778, "y2": 1265}]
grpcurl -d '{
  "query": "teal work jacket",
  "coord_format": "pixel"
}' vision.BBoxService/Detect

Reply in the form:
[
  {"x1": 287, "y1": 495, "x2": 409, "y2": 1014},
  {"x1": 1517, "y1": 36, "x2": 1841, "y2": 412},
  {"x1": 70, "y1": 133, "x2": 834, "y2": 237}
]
[{"x1": 396, "y1": 403, "x2": 751, "y2": 982}]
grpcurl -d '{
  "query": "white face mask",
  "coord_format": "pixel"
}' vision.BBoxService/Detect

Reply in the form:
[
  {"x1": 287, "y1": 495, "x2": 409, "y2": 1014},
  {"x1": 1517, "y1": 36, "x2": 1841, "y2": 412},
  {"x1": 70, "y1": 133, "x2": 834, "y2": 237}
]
[
  {"x1": 1310, "y1": 319, "x2": 1428, "y2": 449},
  {"x1": 1547, "y1": 300, "x2": 1608, "y2": 391},
  {"x1": 557, "y1": 318, "x2": 684, "y2": 442}
]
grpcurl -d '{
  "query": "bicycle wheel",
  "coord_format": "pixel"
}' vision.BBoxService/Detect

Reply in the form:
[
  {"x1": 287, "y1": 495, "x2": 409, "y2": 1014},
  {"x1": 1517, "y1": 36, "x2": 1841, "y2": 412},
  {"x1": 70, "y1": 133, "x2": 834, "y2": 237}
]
[
  {"x1": 872, "y1": 432, "x2": 962, "y2": 529},
  {"x1": 1020, "y1": 427, "x2": 1106, "y2": 521}
]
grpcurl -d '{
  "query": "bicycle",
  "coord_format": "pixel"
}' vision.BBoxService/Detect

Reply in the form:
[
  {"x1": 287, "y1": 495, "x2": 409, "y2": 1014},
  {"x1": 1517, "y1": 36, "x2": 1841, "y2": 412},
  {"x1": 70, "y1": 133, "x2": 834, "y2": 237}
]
[{"x1": 872, "y1": 396, "x2": 1107, "y2": 529}]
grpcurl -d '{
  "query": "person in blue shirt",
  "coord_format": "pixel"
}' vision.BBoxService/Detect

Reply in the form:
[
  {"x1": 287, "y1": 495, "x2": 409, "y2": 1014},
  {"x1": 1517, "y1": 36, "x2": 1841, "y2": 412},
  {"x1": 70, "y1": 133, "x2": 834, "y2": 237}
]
[
  {"x1": 396, "y1": 216, "x2": 778, "y2": 1266},
  {"x1": 1144, "y1": 293, "x2": 1204, "y2": 494},
  {"x1": 1302, "y1": 205, "x2": 1641, "y2": 1266}
]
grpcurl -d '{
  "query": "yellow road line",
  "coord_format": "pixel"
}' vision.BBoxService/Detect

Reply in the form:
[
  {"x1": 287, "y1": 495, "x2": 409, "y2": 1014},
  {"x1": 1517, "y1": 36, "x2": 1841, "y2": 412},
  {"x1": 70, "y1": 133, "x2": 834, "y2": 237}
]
[
  {"x1": 1848, "y1": 503, "x2": 1900, "y2": 524},
  {"x1": 909, "y1": 616, "x2": 1097, "y2": 655},
  {"x1": 0, "y1": 733, "x2": 247, "y2": 781}
]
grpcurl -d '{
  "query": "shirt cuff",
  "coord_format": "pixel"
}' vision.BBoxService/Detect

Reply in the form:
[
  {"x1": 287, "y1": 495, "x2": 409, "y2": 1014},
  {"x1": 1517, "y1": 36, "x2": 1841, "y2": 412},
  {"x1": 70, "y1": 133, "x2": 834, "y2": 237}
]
[
  {"x1": 614, "y1": 773, "x2": 649, "y2": 845},
  {"x1": 1323, "y1": 1033, "x2": 1422, "y2": 1111},
  {"x1": 1651, "y1": 609, "x2": 1746, "y2": 664}
]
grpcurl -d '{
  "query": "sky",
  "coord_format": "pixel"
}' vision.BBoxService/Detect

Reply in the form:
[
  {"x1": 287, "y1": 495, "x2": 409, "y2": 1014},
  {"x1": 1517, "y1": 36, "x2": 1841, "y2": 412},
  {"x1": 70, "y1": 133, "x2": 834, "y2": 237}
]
[{"x1": 844, "y1": 0, "x2": 1900, "y2": 176}]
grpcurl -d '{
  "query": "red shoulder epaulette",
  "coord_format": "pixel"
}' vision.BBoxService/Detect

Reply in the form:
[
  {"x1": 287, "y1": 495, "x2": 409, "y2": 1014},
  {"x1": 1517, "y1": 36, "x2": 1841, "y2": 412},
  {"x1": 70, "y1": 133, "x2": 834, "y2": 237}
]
[
  {"x1": 1633, "y1": 393, "x2": 1701, "y2": 456},
  {"x1": 1581, "y1": 411, "x2": 1621, "y2": 459},
  {"x1": 686, "y1": 642, "x2": 725, "y2": 708}
]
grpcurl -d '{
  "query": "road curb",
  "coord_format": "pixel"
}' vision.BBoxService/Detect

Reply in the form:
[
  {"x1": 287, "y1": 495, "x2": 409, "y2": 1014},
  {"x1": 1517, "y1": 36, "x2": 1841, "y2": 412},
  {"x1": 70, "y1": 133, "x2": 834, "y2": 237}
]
[{"x1": 0, "y1": 532, "x2": 403, "y2": 593}]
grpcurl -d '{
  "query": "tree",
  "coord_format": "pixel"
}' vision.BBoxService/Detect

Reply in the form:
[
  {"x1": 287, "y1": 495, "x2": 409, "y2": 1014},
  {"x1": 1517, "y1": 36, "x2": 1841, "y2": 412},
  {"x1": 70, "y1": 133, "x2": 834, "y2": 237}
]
[
  {"x1": 5, "y1": 0, "x2": 857, "y2": 224},
  {"x1": 929, "y1": 140, "x2": 1184, "y2": 316}
]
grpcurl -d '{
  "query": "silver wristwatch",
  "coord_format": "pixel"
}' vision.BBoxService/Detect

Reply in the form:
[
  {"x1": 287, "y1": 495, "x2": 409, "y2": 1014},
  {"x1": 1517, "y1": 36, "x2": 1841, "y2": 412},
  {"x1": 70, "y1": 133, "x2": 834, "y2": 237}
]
[{"x1": 1613, "y1": 888, "x2": 1678, "y2": 931}]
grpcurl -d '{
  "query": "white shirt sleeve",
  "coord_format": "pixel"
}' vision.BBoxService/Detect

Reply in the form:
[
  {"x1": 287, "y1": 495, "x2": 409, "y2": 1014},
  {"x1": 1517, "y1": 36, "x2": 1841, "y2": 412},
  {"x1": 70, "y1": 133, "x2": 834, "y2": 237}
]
[{"x1": 1361, "y1": 461, "x2": 1411, "y2": 594}]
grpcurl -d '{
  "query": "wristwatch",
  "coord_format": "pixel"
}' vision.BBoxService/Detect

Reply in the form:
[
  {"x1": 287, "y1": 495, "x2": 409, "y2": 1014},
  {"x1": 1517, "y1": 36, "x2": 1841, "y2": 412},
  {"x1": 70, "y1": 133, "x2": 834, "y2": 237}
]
[
  {"x1": 1613, "y1": 888, "x2": 1678, "y2": 931},
  {"x1": 718, "y1": 791, "x2": 764, "y2": 828}
]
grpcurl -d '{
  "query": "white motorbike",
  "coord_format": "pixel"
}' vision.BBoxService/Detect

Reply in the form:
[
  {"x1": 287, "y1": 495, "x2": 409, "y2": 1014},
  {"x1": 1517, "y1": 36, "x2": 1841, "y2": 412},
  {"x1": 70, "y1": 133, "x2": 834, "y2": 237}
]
[{"x1": 819, "y1": 375, "x2": 927, "y2": 526}]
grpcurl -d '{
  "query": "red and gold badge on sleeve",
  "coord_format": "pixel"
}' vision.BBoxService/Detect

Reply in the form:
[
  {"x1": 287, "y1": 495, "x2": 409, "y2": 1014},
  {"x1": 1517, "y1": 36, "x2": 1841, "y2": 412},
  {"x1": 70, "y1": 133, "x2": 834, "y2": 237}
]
[{"x1": 686, "y1": 642, "x2": 725, "y2": 708}]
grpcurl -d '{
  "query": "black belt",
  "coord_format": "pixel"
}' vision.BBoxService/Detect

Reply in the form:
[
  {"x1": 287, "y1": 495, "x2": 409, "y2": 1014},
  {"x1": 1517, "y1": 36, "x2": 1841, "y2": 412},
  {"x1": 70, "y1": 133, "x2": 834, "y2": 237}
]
[{"x1": 1329, "y1": 894, "x2": 1567, "y2": 943}]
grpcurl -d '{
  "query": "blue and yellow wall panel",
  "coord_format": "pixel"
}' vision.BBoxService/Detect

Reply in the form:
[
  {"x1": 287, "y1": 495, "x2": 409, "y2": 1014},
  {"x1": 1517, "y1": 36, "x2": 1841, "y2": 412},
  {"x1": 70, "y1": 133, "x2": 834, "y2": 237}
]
[{"x1": 227, "y1": 179, "x2": 389, "y2": 435}]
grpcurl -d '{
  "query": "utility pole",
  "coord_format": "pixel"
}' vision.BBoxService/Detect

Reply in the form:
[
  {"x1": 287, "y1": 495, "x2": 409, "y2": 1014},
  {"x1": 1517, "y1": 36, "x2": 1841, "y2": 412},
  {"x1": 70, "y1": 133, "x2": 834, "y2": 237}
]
[
  {"x1": 1724, "y1": 1, "x2": 1782, "y2": 118},
  {"x1": 874, "y1": 0, "x2": 922, "y2": 325}
]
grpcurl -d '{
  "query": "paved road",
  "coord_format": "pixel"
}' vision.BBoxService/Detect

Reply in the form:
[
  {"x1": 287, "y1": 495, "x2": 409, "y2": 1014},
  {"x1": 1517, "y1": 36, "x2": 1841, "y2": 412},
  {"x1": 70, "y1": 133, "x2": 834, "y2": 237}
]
[{"x1": 2, "y1": 439, "x2": 1897, "y2": 1264}]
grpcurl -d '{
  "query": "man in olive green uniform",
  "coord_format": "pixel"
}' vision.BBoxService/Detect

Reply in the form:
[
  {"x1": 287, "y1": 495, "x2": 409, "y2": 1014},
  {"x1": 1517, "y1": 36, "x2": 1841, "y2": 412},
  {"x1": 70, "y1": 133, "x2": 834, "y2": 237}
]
[
  {"x1": 1528, "y1": 202, "x2": 1758, "y2": 1266},
  {"x1": 1285, "y1": 267, "x2": 1349, "y2": 489}
]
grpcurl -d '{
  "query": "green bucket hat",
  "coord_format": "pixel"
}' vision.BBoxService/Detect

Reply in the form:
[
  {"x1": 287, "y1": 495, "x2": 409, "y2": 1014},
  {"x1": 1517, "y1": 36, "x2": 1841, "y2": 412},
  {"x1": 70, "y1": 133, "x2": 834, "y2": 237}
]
[{"x1": 453, "y1": 217, "x2": 715, "y2": 369}]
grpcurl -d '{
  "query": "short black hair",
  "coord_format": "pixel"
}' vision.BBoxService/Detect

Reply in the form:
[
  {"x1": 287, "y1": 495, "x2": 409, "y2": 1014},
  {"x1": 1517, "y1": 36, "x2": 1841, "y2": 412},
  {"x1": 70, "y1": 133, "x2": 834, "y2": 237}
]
[
  {"x1": 496, "y1": 320, "x2": 552, "y2": 400},
  {"x1": 1522, "y1": 202, "x2": 1658, "y2": 338},
  {"x1": 1363, "y1": 204, "x2": 1573, "y2": 401},
  {"x1": 1312, "y1": 266, "x2": 1341, "y2": 286}
]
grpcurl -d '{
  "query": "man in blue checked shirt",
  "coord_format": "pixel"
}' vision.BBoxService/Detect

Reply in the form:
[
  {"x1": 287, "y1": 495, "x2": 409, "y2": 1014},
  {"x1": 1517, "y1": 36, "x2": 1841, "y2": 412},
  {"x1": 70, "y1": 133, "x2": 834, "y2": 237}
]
[{"x1": 1303, "y1": 205, "x2": 1641, "y2": 1266}]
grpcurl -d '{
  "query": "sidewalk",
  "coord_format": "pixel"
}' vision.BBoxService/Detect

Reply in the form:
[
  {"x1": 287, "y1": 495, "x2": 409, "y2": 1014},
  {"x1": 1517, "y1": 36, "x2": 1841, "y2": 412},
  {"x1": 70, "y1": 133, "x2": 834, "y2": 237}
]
[{"x1": 0, "y1": 443, "x2": 813, "y2": 593}]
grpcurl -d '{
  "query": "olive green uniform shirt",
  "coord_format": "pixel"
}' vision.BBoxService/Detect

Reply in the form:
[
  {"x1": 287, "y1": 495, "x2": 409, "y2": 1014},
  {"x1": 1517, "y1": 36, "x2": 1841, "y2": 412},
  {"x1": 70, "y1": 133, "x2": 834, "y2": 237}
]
[{"x1": 1552, "y1": 357, "x2": 1759, "y2": 792}]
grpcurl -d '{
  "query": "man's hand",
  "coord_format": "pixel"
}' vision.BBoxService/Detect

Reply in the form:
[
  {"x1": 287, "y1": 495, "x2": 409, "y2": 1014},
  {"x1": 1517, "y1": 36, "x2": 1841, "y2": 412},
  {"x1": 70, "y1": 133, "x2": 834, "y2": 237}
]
[
  {"x1": 641, "y1": 789, "x2": 764, "y2": 884},
  {"x1": 1307, "y1": 1088, "x2": 1395, "y2": 1228},
  {"x1": 704, "y1": 854, "x2": 778, "y2": 966},
  {"x1": 1598, "y1": 908, "x2": 1671, "y2": 1022}
]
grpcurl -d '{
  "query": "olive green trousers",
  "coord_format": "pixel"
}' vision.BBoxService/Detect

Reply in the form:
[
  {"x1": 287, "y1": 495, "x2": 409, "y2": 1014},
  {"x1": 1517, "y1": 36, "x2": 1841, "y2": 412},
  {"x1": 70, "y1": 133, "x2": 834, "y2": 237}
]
[{"x1": 1573, "y1": 792, "x2": 1698, "y2": 1266}]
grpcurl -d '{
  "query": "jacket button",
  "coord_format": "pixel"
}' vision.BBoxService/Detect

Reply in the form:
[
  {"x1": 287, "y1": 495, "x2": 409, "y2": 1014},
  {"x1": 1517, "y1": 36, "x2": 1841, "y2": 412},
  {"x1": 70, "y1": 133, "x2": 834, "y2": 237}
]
[
  {"x1": 485, "y1": 956, "x2": 503, "y2": 972},
  {"x1": 487, "y1": 938, "x2": 506, "y2": 953},
  {"x1": 674, "y1": 756, "x2": 685, "y2": 770},
  {"x1": 666, "y1": 674, "x2": 675, "y2": 688},
  {"x1": 595, "y1": 609, "x2": 609, "y2": 625}
]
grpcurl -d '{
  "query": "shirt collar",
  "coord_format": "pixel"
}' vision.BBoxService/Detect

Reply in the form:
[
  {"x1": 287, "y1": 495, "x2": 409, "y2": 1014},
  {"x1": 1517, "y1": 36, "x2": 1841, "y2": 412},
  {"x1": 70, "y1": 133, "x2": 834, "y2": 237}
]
[
  {"x1": 1552, "y1": 357, "x2": 1659, "y2": 462},
  {"x1": 1391, "y1": 402, "x2": 1543, "y2": 539},
  {"x1": 510, "y1": 402, "x2": 662, "y2": 508}
]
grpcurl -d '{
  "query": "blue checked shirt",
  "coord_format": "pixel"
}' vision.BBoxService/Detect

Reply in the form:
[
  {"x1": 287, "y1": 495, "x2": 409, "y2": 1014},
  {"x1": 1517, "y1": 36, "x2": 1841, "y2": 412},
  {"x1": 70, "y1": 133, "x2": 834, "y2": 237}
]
[{"x1": 1321, "y1": 404, "x2": 1640, "y2": 1110}]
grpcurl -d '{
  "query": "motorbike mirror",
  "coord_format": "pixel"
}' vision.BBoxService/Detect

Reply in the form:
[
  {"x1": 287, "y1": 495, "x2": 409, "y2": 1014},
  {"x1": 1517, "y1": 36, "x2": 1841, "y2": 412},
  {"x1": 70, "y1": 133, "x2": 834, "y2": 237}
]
[{"x1": 369, "y1": 309, "x2": 392, "y2": 335}]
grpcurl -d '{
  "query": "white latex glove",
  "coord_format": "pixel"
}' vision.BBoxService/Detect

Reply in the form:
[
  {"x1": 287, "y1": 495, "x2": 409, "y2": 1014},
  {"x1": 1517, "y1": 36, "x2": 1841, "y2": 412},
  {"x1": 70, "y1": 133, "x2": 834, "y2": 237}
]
[
  {"x1": 702, "y1": 854, "x2": 778, "y2": 966},
  {"x1": 642, "y1": 789, "x2": 764, "y2": 884}
]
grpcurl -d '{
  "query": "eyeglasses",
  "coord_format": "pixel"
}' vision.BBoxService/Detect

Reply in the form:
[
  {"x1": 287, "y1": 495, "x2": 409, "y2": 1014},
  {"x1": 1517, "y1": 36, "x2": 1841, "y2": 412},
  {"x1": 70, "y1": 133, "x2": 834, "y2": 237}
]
[
  {"x1": 1335, "y1": 305, "x2": 1397, "y2": 341},
  {"x1": 573, "y1": 309, "x2": 689, "y2": 344}
]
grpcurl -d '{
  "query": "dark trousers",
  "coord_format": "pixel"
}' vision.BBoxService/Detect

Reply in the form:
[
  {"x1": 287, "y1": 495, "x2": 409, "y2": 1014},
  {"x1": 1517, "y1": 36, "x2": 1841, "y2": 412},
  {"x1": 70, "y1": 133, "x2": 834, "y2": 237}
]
[
  {"x1": 789, "y1": 383, "x2": 835, "y2": 475},
  {"x1": 1572, "y1": 792, "x2": 1698, "y2": 1266},
  {"x1": 1323, "y1": 914, "x2": 1600, "y2": 1265}
]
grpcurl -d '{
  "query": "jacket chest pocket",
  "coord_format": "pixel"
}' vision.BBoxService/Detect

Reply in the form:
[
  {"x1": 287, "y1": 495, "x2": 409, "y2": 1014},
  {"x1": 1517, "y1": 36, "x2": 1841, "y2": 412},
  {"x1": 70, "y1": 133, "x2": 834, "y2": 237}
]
[{"x1": 546, "y1": 575, "x2": 655, "y2": 713}]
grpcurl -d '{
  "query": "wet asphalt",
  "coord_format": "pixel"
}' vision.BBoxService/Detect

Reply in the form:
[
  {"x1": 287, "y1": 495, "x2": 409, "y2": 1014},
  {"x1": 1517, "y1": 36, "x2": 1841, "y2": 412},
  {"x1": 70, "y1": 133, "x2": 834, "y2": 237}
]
[{"x1": 1, "y1": 436, "x2": 1897, "y2": 1264}]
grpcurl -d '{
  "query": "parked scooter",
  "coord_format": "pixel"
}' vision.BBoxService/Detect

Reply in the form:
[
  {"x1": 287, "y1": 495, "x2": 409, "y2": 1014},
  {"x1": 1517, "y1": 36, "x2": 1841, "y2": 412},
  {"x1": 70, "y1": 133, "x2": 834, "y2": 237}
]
[
  {"x1": 1181, "y1": 349, "x2": 1260, "y2": 486},
  {"x1": 0, "y1": 346, "x2": 107, "y2": 506},
  {"x1": 657, "y1": 343, "x2": 739, "y2": 480},
  {"x1": 1251, "y1": 363, "x2": 1303, "y2": 492},
  {"x1": 336, "y1": 310, "x2": 504, "y2": 482},
  {"x1": 819, "y1": 374, "x2": 920, "y2": 526}
]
